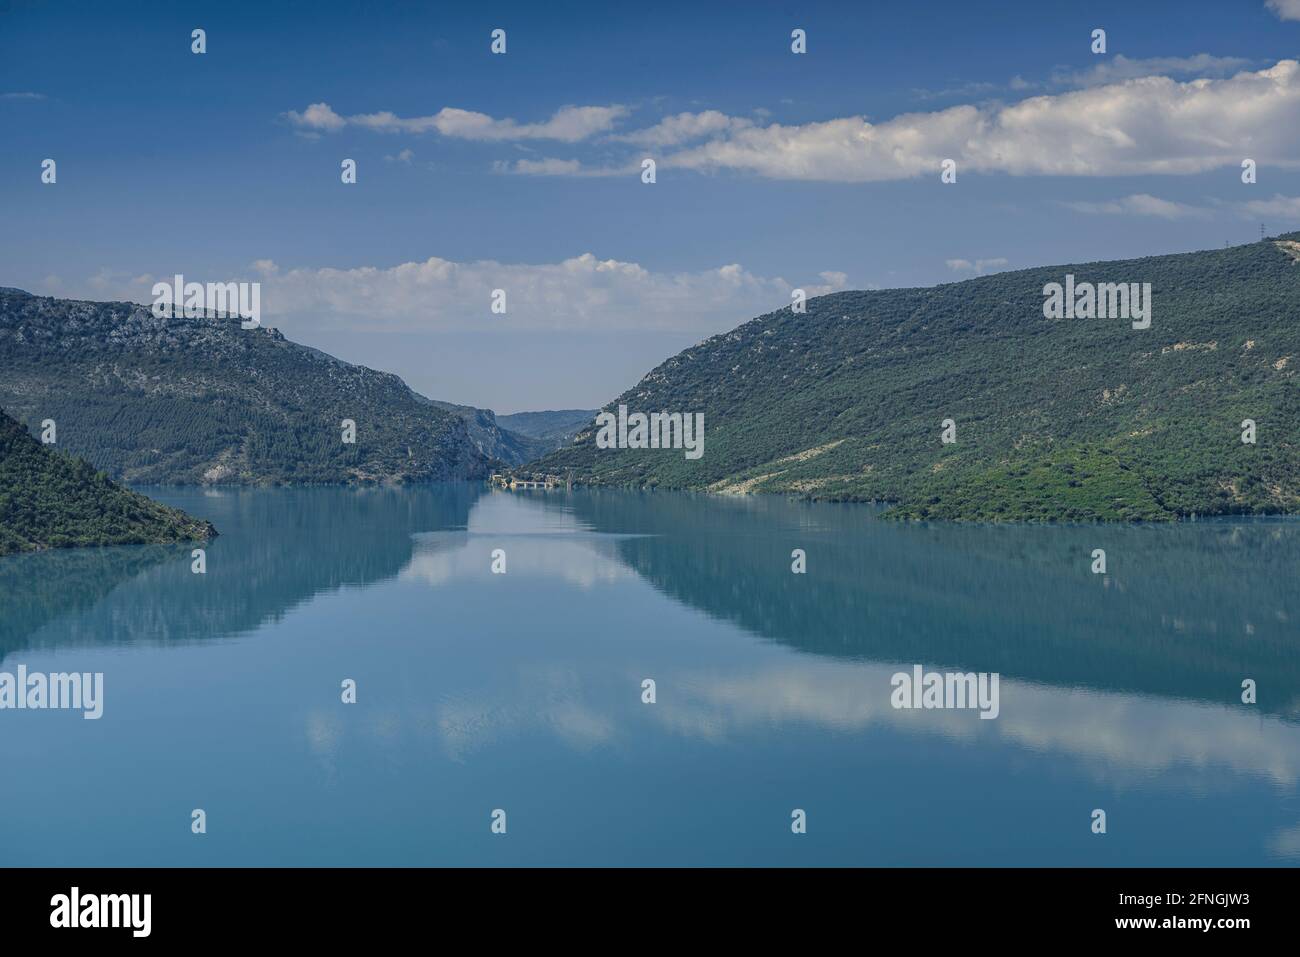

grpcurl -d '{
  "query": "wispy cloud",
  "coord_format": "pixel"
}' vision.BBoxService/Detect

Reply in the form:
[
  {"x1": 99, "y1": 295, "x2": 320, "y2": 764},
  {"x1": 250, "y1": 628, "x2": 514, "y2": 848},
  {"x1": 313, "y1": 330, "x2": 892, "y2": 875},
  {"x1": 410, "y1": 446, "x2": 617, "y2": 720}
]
[
  {"x1": 1267, "y1": 0, "x2": 1300, "y2": 21},
  {"x1": 911, "y1": 54, "x2": 1250, "y2": 103},
  {"x1": 945, "y1": 258, "x2": 1009, "y2": 275},
  {"x1": 1237, "y1": 193, "x2": 1300, "y2": 220},
  {"x1": 494, "y1": 157, "x2": 629, "y2": 177},
  {"x1": 910, "y1": 80, "x2": 1003, "y2": 101},
  {"x1": 1061, "y1": 193, "x2": 1211, "y2": 220},
  {"x1": 283, "y1": 102, "x2": 628, "y2": 142},
  {"x1": 608, "y1": 110, "x2": 754, "y2": 147},
  {"x1": 1050, "y1": 53, "x2": 1253, "y2": 88},
  {"x1": 1058, "y1": 192, "x2": 1300, "y2": 223},
  {"x1": 1, "y1": 91, "x2": 46, "y2": 100}
]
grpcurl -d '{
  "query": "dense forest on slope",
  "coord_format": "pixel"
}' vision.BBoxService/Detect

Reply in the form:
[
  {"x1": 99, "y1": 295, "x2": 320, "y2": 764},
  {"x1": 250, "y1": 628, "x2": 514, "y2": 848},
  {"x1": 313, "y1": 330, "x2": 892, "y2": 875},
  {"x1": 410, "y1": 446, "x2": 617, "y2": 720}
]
[
  {"x1": 0, "y1": 410, "x2": 214, "y2": 556},
  {"x1": 535, "y1": 237, "x2": 1300, "y2": 521},
  {"x1": 0, "y1": 289, "x2": 492, "y2": 485}
]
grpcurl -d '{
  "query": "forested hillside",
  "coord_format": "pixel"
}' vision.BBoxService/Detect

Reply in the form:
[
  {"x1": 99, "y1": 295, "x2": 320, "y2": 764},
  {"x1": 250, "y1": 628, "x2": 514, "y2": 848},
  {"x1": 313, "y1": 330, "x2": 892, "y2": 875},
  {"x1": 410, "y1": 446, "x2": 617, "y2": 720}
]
[
  {"x1": 535, "y1": 237, "x2": 1300, "y2": 521},
  {"x1": 0, "y1": 410, "x2": 214, "y2": 555},
  {"x1": 0, "y1": 289, "x2": 492, "y2": 485}
]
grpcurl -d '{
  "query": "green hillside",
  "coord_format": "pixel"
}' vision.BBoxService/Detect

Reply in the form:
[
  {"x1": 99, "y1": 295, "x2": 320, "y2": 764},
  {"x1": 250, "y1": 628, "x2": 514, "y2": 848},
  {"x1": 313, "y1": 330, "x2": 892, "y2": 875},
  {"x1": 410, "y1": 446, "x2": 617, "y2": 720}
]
[
  {"x1": 534, "y1": 237, "x2": 1300, "y2": 521},
  {"x1": 0, "y1": 289, "x2": 492, "y2": 485},
  {"x1": 0, "y1": 410, "x2": 214, "y2": 556}
]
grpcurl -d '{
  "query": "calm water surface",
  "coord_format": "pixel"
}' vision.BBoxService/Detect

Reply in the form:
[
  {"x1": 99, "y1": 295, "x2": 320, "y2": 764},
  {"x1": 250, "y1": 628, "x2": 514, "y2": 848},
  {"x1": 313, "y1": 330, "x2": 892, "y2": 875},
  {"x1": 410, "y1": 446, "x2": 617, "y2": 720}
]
[{"x1": 1, "y1": 484, "x2": 1297, "y2": 866}]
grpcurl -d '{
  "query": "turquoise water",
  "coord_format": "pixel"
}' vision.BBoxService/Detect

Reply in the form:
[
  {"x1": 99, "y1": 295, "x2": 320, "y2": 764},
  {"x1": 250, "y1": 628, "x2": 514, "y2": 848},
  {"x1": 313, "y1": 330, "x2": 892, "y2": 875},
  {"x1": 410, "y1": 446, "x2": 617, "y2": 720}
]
[{"x1": 1, "y1": 484, "x2": 1297, "y2": 866}]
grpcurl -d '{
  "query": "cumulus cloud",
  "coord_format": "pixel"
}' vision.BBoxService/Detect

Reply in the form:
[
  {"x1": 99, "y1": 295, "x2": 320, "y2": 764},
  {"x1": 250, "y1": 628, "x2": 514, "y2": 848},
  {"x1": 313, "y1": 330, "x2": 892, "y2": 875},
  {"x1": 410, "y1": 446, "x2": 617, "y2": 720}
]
[
  {"x1": 284, "y1": 102, "x2": 628, "y2": 142},
  {"x1": 285, "y1": 101, "x2": 346, "y2": 131},
  {"x1": 1267, "y1": 0, "x2": 1300, "y2": 21},
  {"x1": 1061, "y1": 193, "x2": 1210, "y2": 219},
  {"x1": 658, "y1": 60, "x2": 1300, "y2": 181},
  {"x1": 508, "y1": 59, "x2": 1293, "y2": 182},
  {"x1": 244, "y1": 253, "x2": 849, "y2": 332}
]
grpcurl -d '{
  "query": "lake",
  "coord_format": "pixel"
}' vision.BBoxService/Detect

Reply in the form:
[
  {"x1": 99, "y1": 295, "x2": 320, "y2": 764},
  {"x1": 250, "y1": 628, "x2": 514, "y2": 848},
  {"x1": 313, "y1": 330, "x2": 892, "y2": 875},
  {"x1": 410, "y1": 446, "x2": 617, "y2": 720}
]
[{"x1": 1, "y1": 484, "x2": 1297, "y2": 866}]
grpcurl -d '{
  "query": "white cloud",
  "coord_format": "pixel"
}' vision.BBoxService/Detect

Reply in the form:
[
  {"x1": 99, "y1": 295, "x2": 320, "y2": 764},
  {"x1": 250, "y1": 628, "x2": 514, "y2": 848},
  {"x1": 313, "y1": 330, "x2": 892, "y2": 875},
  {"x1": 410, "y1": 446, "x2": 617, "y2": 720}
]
[
  {"x1": 653, "y1": 59, "x2": 1300, "y2": 182},
  {"x1": 384, "y1": 148, "x2": 415, "y2": 164},
  {"x1": 240, "y1": 253, "x2": 850, "y2": 333},
  {"x1": 911, "y1": 80, "x2": 1002, "y2": 101},
  {"x1": 911, "y1": 55, "x2": 1249, "y2": 103},
  {"x1": 1, "y1": 91, "x2": 46, "y2": 100},
  {"x1": 609, "y1": 110, "x2": 753, "y2": 147},
  {"x1": 284, "y1": 102, "x2": 628, "y2": 142},
  {"x1": 1237, "y1": 193, "x2": 1300, "y2": 220},
  {"x1": 945, "y1": 258, "x2": 1009, "y2": 275},
  {"x1": 1051, "y1": 53, "x2": 1253, "y2": 88},
  {"x1": 86, "y1": 268, "x2": 155, "y2": 293},
  {"x1": 283, "y1": 59, "x2": 1300, "y2": 183},
  {"x1": 1062, "y1": 193, "x2": 1210, "y2": 220},
  {"x1": 284, "y1": 101, "x2": 346, "y2": 131},
  {"x1": 498, "y1": 157, "x2": 628, "y2": 177},
  {"x1": 1267, "y1": 0, "x2": 1300, "y2": 21}
]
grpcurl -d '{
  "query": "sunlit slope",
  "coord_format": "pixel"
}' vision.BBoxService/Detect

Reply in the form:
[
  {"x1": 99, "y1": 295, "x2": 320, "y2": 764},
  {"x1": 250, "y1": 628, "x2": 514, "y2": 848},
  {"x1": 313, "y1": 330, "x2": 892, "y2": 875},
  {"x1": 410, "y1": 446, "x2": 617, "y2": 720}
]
[{"x1": 538, "y1": 236, "x2": 1300, "y2": 521}]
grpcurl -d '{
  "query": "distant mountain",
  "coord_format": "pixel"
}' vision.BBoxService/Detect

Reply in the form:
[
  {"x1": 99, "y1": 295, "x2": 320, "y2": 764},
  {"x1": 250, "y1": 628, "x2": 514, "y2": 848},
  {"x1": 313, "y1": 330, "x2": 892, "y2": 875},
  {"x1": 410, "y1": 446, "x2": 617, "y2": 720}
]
[
  {"x1": 496, "y1": 409, "x2": 597, "y2": 448},
  {"x1": 421, "y1": 404, "x2": 598, "y2": 465},
  {"x1": 0, "y1": 409, "x2": 214, "y2": 556},
  {"x1": 424, "y1": 400, "x2": 554, "y2": 466},
  {"x1": 535, "y1": 237, "x2": 1300, "y2": 521},
  {"x1": 0, "y1": 289, "x2": 493, "y2": 485}
]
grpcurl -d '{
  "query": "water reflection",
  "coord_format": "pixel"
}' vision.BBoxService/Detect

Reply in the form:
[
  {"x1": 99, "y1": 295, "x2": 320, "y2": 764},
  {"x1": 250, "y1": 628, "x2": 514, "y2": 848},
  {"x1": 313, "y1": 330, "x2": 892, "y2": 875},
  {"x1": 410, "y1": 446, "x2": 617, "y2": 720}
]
[
  {"x1": 537, "y1": 489, "x2": 1300, "y2": 719},
  {"x1": 1, "y1": 484, "x2": 1296, "y2": 865},
  {"x1": 0, "y1": 484, "x2": 482, "y2": 658}
]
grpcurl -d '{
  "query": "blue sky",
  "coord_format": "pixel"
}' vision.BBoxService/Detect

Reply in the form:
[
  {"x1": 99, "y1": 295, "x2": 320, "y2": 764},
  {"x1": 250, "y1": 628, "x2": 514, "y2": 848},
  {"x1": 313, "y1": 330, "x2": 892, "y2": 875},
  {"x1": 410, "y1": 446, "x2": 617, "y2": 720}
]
[{"x1": 3, "y1": 0, "x2": 1300, "y2": 411}]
